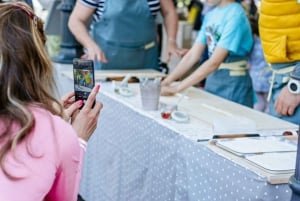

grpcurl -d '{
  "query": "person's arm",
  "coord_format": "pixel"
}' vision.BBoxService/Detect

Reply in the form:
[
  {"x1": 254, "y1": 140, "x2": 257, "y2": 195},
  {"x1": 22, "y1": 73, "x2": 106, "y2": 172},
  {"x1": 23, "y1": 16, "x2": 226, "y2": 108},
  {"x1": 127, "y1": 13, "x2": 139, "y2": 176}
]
[
  {"x1": 177, "y1": 46, "x2": 228, "y2": 91},
  {"x1": 162, "y1": 42, "x2": 205, "y2": 86},
  {"x1": 161, "y1": 44, "x2": 228, "y2": 95},
  {"x1": 160, "y1": 0, "x2": 187, "y2": 61},
  {"x1": 68, "y1": 2, "x2": 107, "y2": 63},
  {"x1": 45, "y1": 129, "x2": 85, "y2": 201},
  {"x1": 45, "y1": 85, "x2": 102, "y2": 201}
]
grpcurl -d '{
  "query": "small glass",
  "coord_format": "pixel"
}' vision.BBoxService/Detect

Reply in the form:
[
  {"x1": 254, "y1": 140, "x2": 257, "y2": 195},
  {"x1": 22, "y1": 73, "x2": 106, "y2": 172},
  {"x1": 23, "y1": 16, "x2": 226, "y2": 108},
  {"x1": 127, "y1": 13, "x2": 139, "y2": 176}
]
[
  {"x1": 160, "y1": 104, "x2": 177, "y2": 119},
  {"x1": 139, "y1": 78, "x2": 161, "y2": 111}
]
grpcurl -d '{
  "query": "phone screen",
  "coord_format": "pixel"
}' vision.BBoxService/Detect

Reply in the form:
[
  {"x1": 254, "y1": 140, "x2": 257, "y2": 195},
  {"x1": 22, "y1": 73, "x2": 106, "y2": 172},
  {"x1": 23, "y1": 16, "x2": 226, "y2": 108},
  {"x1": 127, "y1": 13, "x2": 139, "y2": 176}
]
[{"x1": 73, "y1": 59, "x2": 95, "y2": 107}]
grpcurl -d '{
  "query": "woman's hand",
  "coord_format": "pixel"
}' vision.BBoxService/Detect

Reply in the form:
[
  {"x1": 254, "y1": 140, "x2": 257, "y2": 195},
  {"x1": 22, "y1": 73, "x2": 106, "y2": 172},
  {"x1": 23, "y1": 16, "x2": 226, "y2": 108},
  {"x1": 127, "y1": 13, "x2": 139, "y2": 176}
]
[
  {"x1": 71, "y1": 85, "x2": 103, "y2": 141},
  {"x1": 61, "y1": 91, "x2": 83, "y2": 121}
]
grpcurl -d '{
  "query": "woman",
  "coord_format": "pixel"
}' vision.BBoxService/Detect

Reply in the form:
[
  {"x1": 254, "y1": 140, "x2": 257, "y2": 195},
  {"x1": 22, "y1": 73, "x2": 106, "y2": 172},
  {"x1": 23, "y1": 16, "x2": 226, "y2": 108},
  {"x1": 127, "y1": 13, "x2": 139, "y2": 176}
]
[
  {"x1": 0, "y1": 2, "x2": 103, "y2": 201},
  {"x1": 68, "y1": 0, "x2": 185, "y2": 70},
  {"x1": 161, "y1": 0, "x2": 254, "y2": 107}
]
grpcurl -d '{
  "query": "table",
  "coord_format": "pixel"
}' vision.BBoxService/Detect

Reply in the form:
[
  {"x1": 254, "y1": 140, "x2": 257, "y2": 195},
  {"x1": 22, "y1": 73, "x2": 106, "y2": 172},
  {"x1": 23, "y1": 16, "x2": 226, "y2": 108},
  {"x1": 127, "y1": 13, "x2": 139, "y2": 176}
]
[{"x1": 54, "y1": 63, "x2": 297, "y2": 201}]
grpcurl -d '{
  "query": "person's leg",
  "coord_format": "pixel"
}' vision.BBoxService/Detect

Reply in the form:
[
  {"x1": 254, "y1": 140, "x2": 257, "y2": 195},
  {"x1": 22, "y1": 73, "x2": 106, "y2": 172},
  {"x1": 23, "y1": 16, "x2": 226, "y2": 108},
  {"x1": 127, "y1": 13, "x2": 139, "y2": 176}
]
[
  {"x1": 262, "y1": 92, "x2": 269, "y2": 113},
  {"x1": 253, "y1": 92, "x2": 265, "y2": 112}
]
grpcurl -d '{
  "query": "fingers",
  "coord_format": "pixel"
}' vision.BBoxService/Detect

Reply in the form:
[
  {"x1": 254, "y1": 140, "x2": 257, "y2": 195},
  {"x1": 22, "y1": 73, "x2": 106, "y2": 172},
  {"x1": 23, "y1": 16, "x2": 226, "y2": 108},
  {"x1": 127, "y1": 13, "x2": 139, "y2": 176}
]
[
  {"x1": 74, "y1": 100, "x2": 103, "y2": 141},
  {"x1": 274, "y1": 87, "x2": 298, "y2": 116},
  {"x1": 61, "y1": 91, "x2": 75, "y2": 103},
  {"x1": 161, "y1": 86, "x2": 175, "y2": 96},
  {"x1": 61, "y1": 92, "x2": 76, "y2": 109},
  {"x1": 172, "y1": 49, "x2": 181, "y2": 57},
  {"x1": 91, "y1": 101, "x2": 103, "y2": 118},
  {"x1": 99, "y1": 52, "x2": 108, "y2": 63},
  {"x1": 166, "y1": 48, "x2": 187, "y2": 62},
  {"x1": 89, "y1": 53, "x2": 108, "y2": 63},
  {"x1": 275, "y1": 104, "x2": 284, "y2": 115},
  {"x1": 279, "y1": 104, "x2": 295, "y2": 116},
  {"x1": 275, "y1": 99, "x2": 294, "y2": 116},
  {"x1": 82, "y1": 51, "x2": 108, "y2": 63},
  {"x1": 274, "y1": 99, "x2": 285, "y2": 115},
  {"x1": 83, "y1": 84, "x2": 100, "y2": 110},
  {"x1": 81, "y1": 54, "x2": 89, "y2": 59},
  {"x1": 87, "y1": 48, "x2": 108, "y2": 63},
  {"x1": 288, "y1": 106, "x2": 295, "y2": 116},
  {"x1": 64, "y1": 100, "x2": 83, "y2": 121}
]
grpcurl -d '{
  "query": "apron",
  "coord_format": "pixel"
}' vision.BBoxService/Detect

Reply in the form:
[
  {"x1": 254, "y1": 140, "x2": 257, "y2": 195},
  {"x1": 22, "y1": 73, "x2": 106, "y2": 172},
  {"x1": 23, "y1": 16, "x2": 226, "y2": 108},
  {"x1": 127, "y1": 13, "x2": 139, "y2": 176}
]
[
  {"x1": 204, "y1": 59, "x2": 254, "y2": 108},
  {"x1": 90, "y1": 0, "x2": 159, "y2": 70},
  {"x1": 268, "y1": 62, "x2": 300, "y2": 124}
]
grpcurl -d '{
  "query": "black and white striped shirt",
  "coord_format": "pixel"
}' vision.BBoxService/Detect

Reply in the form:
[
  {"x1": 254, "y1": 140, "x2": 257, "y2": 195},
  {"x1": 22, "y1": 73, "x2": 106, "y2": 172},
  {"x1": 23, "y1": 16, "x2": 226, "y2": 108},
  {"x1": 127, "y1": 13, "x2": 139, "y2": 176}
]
[{"x1": 80, "y1": 0, "x2": 160, "y2": 22}]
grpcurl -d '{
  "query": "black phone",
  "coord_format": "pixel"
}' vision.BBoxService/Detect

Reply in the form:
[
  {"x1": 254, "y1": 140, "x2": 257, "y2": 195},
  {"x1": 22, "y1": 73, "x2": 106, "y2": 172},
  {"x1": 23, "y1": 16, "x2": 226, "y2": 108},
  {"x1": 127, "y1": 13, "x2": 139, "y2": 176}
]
[{"x1": 73, "y1": 58, "x2": 95, "y2": 109}]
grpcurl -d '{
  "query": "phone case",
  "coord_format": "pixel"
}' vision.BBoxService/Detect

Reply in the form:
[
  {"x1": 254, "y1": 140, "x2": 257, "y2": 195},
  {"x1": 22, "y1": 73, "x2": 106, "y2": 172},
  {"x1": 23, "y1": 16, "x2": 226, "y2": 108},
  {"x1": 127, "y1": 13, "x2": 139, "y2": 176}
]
[{"x1": 73, "y1": 59, "x2": 95, "y2": 106}]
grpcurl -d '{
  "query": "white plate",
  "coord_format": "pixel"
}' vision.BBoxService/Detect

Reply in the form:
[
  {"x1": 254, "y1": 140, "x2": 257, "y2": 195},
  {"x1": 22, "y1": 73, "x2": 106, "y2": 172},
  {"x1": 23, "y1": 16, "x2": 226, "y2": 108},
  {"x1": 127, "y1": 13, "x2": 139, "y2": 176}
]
[
  {"x1": 119, "y1": 87, "x2": 135, "y2": 97},
  {"x1": 171, "y1": 111, "x2": 189, "y2": 123}
]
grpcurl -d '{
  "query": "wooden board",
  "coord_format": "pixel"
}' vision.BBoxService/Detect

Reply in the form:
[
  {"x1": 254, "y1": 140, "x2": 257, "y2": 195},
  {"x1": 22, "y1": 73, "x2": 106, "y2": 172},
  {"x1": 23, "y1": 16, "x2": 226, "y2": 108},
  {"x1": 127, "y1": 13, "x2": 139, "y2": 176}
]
[
  {"x1": 157, "y1": 86, "x2": 298, "y2": 136},
  {"x1": 62, "y1": 69, "x2": 166, "y2": 81}
]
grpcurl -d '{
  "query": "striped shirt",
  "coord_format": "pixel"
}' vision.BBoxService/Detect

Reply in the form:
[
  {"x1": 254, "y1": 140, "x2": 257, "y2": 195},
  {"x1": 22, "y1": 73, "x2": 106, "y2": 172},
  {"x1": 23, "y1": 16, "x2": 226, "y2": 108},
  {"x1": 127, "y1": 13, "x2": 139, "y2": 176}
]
[{"x1": 80, "y1": 0, "x2": 160, "y2": 22}]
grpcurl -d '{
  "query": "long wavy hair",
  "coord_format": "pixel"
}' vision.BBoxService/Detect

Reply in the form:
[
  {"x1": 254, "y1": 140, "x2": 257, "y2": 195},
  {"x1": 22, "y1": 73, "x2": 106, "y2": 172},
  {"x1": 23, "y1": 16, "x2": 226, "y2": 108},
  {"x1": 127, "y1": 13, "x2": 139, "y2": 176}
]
[{"x1": 0, "y1": 2, "x2": 64, "y2": 179}]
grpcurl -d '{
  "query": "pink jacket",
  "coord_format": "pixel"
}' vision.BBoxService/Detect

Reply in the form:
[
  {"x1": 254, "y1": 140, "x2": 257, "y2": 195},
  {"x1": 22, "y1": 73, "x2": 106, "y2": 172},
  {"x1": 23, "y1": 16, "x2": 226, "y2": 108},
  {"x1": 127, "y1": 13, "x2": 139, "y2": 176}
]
[{"x1": 0, "y1": 106, "x2": 84, "y2": 201}]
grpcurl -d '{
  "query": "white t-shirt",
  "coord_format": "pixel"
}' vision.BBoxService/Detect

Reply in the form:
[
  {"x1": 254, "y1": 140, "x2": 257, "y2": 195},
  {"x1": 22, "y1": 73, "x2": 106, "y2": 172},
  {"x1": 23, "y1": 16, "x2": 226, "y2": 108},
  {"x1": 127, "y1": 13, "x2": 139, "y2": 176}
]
[{"x1": 80, "y1": 0, "x2": 160, "y2": 22}]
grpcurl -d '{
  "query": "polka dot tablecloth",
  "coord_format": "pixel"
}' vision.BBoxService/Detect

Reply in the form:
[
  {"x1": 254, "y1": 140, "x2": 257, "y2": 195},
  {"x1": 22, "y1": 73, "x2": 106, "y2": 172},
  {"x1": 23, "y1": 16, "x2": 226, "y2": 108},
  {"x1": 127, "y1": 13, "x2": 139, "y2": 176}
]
[{"x1": 79, "y1": 92, "x2": 292, "y2": 201}]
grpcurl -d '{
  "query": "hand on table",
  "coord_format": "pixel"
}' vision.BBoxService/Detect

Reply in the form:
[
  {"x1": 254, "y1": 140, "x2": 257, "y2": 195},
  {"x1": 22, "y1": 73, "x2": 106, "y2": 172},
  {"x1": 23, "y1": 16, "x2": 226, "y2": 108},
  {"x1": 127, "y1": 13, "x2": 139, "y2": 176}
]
[{"x1": 161, "y1": 85, "x2": 178, "y2": 96}]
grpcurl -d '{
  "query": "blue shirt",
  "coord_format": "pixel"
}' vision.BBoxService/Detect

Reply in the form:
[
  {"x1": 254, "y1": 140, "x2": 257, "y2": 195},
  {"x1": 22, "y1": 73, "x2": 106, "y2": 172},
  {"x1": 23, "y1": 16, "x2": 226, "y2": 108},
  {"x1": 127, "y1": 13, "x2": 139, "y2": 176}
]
[{"x1": 196, "y1": 2, "x2": 253, "y2": 58}]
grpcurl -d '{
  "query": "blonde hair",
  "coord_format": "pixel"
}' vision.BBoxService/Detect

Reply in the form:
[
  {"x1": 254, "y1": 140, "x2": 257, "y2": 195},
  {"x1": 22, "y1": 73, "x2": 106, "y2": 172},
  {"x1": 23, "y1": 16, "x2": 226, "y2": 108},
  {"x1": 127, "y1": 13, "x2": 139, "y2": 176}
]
[{"x1": 0, "y1": 2, "x2": 64, "y2": 179}]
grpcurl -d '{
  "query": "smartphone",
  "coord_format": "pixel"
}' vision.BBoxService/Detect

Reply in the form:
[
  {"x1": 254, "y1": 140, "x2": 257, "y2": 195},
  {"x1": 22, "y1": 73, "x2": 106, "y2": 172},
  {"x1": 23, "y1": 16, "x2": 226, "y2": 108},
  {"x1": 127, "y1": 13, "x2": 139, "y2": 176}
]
[{"x1": 73, "y1": 58, "x2": 95, "y2": 109}]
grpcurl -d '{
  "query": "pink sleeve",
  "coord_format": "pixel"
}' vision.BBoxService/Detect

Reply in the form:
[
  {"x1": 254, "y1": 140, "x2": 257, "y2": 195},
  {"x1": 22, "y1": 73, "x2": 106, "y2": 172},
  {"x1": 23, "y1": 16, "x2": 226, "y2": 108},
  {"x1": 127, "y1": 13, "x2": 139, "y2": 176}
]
[
  {"x1": 45, "y1": 127, "x2": 85, "y2": 201},
  {"x1": 0, "y1": 108, "x2": 87, "y2": 201}
]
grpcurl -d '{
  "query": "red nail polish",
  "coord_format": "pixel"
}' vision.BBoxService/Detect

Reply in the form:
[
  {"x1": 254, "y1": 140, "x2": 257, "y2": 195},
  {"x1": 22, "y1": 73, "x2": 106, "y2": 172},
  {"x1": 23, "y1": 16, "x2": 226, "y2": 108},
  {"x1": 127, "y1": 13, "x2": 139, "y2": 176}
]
[
  {"x1": 97, "y1": 84, "x2": 101, "y2": 90},
  {"x1": 78, "y1": 100, "x2": 83, "y2": 106}
]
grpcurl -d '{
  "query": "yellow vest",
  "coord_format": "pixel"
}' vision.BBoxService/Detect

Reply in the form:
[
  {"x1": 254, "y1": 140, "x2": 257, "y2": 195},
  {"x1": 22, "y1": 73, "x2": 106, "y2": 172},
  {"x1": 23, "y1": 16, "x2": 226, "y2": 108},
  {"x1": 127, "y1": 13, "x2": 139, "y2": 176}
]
[{"x1": 259, "y1": 0, "x2": 300, "y2": 63}]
